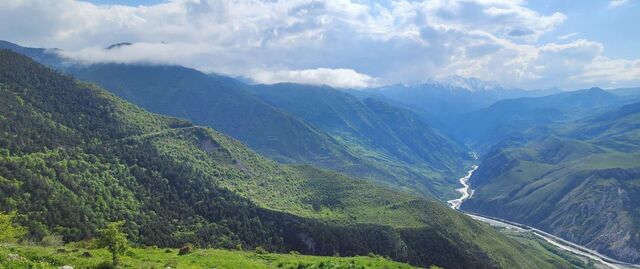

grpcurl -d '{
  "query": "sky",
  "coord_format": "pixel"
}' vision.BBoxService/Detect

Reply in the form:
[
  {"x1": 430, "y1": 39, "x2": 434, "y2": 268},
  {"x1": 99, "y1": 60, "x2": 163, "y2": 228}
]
[{"x1": 0, "y1": 0, "x2": 638, "y2": 90}]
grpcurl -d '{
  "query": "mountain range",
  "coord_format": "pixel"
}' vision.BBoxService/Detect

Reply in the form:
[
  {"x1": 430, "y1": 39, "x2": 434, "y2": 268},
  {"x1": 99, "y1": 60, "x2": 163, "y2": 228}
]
[
  {"x1": 462, "y1": 98, "x2": 640, "y2": 263},
  {"x1": 3, "y1": 39, "x2": 640, "y2": 266},
  {"x1": 0, "y1": 40, "x2": 476, "y2": 200},
  {"x1": 0, "y1": 48, "x2": 586, "y2": 268}
]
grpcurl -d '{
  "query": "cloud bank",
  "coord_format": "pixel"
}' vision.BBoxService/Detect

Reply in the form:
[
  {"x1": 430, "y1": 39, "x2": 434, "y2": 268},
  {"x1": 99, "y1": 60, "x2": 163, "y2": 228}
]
[{"x1": 0, "y1": 0, "x2": 638, "y2": 89}]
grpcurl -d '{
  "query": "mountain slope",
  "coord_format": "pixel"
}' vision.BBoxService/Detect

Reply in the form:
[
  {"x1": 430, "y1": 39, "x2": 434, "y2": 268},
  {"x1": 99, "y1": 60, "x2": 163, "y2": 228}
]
[
  {"x1": 67, "y1": 63, "x2": 352, "y2": 165},
  {"x1": 463, "y1": 102, "x2": 640, "y2": 263},
  {"x1": 0, "y1": 50, "x2": 582, "y2": 269},
  {"x1": 251, "y1": 83, "x2": 471, "y2": 198},
  {"x1": 452, "y1": 87, "x2": 625, "y2": 152}
]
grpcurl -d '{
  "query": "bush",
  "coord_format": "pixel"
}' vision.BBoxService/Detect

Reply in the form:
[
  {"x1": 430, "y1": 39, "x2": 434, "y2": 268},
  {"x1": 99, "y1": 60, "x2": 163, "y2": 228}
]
[
  {"x1": 41, "y1": 234, "x2": 64, "y2": 247},
  {"x1": 178, "y1": 244, "x2": 193, "y2": 255},
  {"x1": 95, "y1": 261, "x2": 116, "y2": 269},
  {"x1": 0, "y1": 211, "x2": 27, "y2": 243},
  {"x1": 254, "y1": 246, "x2": 268, "y2": 254},
  {"x1": 67, "y1": 239, "x2": 98, "y2": 249}
]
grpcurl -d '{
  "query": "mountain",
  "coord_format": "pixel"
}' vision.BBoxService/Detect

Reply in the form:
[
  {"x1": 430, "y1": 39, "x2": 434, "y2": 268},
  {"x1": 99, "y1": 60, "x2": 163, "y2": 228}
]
[
  {"x1": 353, "y1": 78, "x2": 559, "y2": 134},
  {"x1": 1, "y1": 40, "x2": 476, "y2": 199},
  {"x1": 66, "y1": 63, "x2": 471, "y2": 200},
  {"x1": 452, "y1": 87, "x2": 625, "y2": 152},
  {"x1": 0, "y1": 49, "x2": 583, "y2": 269},
  {"x1": 66, "y1": 63, "x2": 352, "y2": 164},
  {"x1": 462, "y1": 102, "x2": 640, "y2": 263},
  {"x1": 251, "y1": 83, "x2": 472, "y2": 198},
  {"x1": 0, "y1": 40, "x2": 67, "y2": 68},
  {"x1": 611, "y1": 87, "x2": 640, "y2": 97}
]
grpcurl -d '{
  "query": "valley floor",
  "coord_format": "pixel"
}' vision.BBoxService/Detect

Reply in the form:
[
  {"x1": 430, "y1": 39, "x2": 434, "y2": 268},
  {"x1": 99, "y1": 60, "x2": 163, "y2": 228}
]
[{"x1": 0, "y1": 244, "x2": 417, "y2": 269}]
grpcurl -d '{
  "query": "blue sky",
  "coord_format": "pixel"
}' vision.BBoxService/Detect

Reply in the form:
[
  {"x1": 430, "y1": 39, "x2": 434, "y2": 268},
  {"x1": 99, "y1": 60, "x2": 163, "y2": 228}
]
[
  {"x1": 1, "y1": 0, "x2": 639, "y2": 89},
  {"x1": 528, "y1": 0, "x2": 639, "y2": 59}
]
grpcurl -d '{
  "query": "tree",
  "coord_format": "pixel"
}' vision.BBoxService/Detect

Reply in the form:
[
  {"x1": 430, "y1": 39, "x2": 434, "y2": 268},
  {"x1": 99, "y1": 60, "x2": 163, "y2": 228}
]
[
  {"x1": 0, "y1": 211, "x2": 26, "y2": 243},
  {"x1": 98, "y1": 221, "x2": 128, "y2": 267}
]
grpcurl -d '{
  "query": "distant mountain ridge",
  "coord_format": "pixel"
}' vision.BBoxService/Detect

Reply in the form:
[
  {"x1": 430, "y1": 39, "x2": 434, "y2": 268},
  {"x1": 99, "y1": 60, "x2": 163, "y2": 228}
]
[
  {"x1": 350, "y1": 79, "x2": 561, "y2": 141},
  {"x1": 423, "y1": 75, "x2": 503, "y2": 92},
  {"x1": 451, "y1": 87, "x2": 627, "y2": 152}
]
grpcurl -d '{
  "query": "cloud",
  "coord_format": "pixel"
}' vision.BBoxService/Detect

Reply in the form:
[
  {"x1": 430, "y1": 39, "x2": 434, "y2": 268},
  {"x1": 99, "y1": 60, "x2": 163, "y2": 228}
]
[
  {"x1": 557, "y1": 32, "x2": 579, "y2": 40},
  {"x1": 251, "y1": 68, "x2": 378, "y2": 88},
  {"x1": 0, "y1": 0, "x2": 638, "y2": 89},
  {"x1": 609, "y1": 0, "x2": 629, "y2": 8}
]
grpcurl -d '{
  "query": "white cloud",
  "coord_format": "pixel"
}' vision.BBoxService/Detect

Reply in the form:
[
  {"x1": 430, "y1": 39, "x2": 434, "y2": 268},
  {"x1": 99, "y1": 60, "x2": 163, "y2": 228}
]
[
  {"x1": 0, "y1": 0, "x2": 638, "y2": 89},
  {"x1": 609, "y1": 0, "x2": 629, "y2": 8},
  {"x1": 251, "y1": 68, "x2": 378, "y2": 88},
  {"x1": 557, "y1": 32, "x2": 579, "y2": 40}
]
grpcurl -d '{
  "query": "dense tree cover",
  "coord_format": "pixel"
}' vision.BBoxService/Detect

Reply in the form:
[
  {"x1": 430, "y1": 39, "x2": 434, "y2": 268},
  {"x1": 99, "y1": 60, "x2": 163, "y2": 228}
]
[{"x1": 0, "y1": 50, "x2": 581, "y2": 269}]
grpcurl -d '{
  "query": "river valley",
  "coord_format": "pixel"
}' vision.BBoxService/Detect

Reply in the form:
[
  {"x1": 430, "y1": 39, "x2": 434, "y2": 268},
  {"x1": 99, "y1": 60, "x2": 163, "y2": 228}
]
[{"x1": 448, "y1": 166, "x2": 640, "y2": 269}]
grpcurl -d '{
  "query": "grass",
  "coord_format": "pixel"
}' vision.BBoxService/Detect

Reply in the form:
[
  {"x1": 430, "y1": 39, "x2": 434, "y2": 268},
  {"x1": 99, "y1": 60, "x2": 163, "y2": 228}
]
[{"x1": 0, "y1": 244, "x2": 416, "y2": 269}]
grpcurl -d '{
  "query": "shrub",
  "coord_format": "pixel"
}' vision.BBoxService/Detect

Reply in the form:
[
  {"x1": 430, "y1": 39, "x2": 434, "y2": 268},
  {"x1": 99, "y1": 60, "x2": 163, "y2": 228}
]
[
  {"x1": 178, "y1": 244, "x2": 193, "y2": 255},
  {"x1": 254, "y1": 246, "x2": 268, "y2": 254},
  {"x1": 41, "y1": 234, "x2": 64, "y2": 247},
  {"x1": 96, "y1": 261, "x2": 116, "y2": 269},
  {"x1": 0, "y1": 211, "x2": 27, "y2": 243}
]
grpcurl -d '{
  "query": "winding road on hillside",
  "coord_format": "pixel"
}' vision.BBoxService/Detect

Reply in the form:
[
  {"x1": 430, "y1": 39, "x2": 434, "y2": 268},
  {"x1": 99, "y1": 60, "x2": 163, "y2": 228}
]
[{"x1": 448, "y1": 166, "x2": 640, "y2": 269}]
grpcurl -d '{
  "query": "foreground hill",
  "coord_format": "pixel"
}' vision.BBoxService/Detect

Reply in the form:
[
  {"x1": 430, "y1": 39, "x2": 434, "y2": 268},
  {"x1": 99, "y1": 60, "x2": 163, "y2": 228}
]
[
  {"x1": 0, "y1": 50, "x2": 583, "y2": 268},
  {"x1": 463, "y1": 102, "x2": 640, "y2": 263}
]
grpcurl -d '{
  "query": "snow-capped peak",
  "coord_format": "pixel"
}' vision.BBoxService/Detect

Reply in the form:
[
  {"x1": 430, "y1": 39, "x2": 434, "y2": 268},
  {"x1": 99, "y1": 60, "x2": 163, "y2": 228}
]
[{"x1": 424, "y1": 75, "x2": 502, "y2": 92}]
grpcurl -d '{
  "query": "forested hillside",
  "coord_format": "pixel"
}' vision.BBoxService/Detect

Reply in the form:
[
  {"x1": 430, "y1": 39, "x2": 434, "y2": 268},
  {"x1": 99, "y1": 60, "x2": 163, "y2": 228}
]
[
  {"x1": 0, "y1": 50, "x2": 583, "y2": 268},
  {"x1": 251, "y1": 83, "x2": 471, "y2": 198},
  {"x1": 67, "y1": 62, "x2": 470, "y2": 200},
  {"x1": 463, "y1": 102, "x2": 640, "y2": 263}
]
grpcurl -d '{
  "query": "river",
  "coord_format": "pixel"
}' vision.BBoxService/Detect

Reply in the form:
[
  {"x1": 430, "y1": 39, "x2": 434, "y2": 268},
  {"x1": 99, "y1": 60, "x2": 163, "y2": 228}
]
[{"x1": 448, "y1": 166, "x2": 640, "y2": 269}]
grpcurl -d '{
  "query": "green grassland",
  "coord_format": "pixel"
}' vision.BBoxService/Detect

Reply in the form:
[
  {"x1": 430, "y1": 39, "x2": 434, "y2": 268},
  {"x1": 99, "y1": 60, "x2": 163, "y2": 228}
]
[{"x1": 0, "y1": 244, "x2": 417, "y2": 269}]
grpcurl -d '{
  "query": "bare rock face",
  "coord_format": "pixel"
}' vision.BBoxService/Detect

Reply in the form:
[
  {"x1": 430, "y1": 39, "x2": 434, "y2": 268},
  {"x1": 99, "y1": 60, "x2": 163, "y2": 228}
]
[{"x1": 542, "y1": 174, "x2": 639, "y2": 262}]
